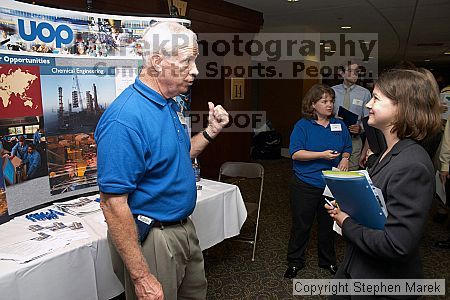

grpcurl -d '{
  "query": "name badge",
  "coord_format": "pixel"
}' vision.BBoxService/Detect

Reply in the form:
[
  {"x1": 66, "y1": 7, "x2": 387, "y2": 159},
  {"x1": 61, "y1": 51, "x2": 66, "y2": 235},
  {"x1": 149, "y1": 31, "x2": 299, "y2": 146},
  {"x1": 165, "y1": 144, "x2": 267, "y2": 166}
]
[
  {"x1": 137, "y1": 215, "x2": 153, "y2": 225},
  {"x1": 177, "y1": 111, "x2": 187, "y2": 125},
  {"x1": 330, "y1": 124, "x2": 342, "y2": 131},
  {"x1": 353, "y1": 98, "x2": 363, "y2": 106}
]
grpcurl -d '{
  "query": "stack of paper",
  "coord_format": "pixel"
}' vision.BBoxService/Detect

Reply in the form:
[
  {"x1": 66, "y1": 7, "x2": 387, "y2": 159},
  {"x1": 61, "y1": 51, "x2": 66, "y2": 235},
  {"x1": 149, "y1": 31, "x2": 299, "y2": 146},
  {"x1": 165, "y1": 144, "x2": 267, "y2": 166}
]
[
  {"x1": 0, "y1": 218, "x2": 91, "y2": 263},
  {"x1": 0, "y1": 236, "x2": 69, "y2": 264},
  {"x1": 54, "y1": 197, "x2": 101, "y2": 216}
]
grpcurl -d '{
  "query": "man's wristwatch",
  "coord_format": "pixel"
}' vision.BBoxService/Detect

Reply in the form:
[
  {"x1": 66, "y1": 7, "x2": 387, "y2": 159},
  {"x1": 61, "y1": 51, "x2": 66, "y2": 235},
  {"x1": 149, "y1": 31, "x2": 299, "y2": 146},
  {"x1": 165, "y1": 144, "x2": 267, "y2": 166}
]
[{"x1": 202, "y1": 130, "x2": 214, "y2": 143}]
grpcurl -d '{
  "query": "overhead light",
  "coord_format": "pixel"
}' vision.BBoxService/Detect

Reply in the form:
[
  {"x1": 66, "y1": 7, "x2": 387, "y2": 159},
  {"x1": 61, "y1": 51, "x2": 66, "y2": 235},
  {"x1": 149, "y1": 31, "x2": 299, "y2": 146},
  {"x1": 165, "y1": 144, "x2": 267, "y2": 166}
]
[
  {"x1": 330, "y1": 50, "x2": 336, "y2": 53},
  {"x1": 368, "y1": 56, "x2": 375, "y2": 59},
  {"x1": 340, "y1": 26, "x2": 352, "y2": 29},
  {"x1": 444, "y1": 51, "x2": 450, "y2": 55},
  {"x1": 287, "y1": 0, "x2": 299, "y2": 2},
  {"x1": 424, "y1": 59, "x2": 431, "y2": 62}
]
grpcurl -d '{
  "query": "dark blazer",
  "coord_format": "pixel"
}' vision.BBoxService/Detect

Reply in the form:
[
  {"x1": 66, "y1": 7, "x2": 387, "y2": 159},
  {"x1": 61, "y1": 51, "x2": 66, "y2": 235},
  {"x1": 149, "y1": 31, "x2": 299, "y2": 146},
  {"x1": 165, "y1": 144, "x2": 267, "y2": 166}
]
[{"x1": 340, "y1": 139, "x2": 435, "y2": 279}]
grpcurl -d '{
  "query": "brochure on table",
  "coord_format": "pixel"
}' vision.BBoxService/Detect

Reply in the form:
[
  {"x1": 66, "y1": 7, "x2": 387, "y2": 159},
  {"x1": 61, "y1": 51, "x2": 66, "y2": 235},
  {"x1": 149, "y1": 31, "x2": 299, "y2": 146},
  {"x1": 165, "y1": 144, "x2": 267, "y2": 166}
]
[{"x1": 0, "y1": 195, "x2": 100, "y2": 264}]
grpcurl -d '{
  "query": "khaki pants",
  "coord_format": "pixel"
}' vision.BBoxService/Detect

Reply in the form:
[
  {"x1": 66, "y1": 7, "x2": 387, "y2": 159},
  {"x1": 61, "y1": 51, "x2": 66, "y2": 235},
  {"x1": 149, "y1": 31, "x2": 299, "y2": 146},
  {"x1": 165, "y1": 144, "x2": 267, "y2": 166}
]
[
  {"x1": 349, "y1": 136, "x2": 363, "y2": 171},
  {"x1": 109, "y1": 218, "x2": 207, "y2": 300}
]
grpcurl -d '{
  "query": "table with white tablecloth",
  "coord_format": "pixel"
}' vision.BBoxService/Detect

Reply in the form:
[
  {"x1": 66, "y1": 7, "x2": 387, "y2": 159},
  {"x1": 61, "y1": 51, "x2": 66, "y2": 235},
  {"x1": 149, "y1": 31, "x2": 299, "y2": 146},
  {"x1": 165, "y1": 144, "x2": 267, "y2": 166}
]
[
  {"x1": 192, "y1": 179, "x2": 247, "y2": 250},
  {"x1": 0, "y1": 179, "x2": 246, "y2": 300}
]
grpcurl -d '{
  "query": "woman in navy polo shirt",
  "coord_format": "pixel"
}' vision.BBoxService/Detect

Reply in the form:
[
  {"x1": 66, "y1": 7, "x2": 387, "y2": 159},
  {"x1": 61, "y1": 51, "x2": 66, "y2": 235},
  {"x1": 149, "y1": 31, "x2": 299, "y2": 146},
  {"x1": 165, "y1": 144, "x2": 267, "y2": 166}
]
[{"x1": 284, "y1": 84, "x2": 352, "y2": 279}]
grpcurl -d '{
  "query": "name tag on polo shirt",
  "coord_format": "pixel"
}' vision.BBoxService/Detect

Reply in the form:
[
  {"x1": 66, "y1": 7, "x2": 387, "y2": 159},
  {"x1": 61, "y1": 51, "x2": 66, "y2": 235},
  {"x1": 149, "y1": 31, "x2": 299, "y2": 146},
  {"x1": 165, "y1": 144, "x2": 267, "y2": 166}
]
[
  {"x1": 352, "y1": 99, "x2": 363, "y2": 106},
  {"x1": 330, "y1": 124, "x2": 342, "y2": 131},
  {"x1": 177, "y1": 111, "x2": 187, "y2": 125}
]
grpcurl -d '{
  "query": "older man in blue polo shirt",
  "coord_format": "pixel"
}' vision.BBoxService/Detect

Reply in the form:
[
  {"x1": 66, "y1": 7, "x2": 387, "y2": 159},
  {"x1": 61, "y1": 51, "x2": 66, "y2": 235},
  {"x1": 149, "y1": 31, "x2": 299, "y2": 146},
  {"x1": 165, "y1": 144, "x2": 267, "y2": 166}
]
[
  {"x1": 332, "y1": 61, "x2": 371, "y2": 170},
  {"x1": 95, "y1": 22, "x2": 229, "y2": 300}
]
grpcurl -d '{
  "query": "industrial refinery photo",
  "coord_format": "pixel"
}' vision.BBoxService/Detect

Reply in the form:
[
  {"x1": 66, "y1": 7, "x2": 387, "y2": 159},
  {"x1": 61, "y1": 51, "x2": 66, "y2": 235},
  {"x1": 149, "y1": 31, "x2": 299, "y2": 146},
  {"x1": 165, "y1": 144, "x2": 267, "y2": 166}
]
[{"x1": 40, "y1": 67, "x2": 116, "y2": 195}]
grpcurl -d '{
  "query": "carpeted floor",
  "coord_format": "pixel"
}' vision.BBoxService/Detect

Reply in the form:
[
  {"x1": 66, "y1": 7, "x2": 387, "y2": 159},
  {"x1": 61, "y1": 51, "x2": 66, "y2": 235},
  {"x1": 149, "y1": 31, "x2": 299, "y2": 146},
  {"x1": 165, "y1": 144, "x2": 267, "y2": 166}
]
[{"x1": 203, "y1": 158, "x2": 450, "y2": 299}]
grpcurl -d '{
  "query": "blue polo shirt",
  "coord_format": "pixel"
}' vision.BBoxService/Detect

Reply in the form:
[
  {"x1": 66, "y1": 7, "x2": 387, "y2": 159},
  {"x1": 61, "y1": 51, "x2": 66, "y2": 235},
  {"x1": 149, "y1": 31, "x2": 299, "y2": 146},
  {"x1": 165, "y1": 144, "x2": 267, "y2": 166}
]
[
  {"x1": 289, "y1": 118, "x2": 352, "y2": 189},
  {"x1": 95, "y1": 77, "x2": 196, "y2": 222}
]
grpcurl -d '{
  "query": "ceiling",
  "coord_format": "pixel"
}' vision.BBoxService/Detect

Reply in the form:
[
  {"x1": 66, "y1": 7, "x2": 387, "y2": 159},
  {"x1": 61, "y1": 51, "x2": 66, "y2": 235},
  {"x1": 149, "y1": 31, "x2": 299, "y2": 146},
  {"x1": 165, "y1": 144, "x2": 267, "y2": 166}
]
[{"x1": 224, "y1": 0, "x2": 450, "y2": 69}]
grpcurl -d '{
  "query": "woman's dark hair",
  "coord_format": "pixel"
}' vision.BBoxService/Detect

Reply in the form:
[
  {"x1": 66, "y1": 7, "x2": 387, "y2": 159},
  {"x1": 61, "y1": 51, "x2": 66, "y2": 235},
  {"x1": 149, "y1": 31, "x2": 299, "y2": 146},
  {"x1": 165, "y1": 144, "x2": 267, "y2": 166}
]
[
  {"x1": 375, "y1": 68, "x2": 442, "y2": 141},
  {"x1": 301, "y1": 84, "x2": 335, "y2": 120}
]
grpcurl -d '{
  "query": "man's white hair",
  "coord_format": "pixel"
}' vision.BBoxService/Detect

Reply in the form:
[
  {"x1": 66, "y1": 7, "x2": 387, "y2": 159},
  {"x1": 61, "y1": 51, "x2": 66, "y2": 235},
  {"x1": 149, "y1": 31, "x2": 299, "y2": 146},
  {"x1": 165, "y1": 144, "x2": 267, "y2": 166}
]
[{"x1": 141, "y1": 22, "x2": 197, "y2": 66}]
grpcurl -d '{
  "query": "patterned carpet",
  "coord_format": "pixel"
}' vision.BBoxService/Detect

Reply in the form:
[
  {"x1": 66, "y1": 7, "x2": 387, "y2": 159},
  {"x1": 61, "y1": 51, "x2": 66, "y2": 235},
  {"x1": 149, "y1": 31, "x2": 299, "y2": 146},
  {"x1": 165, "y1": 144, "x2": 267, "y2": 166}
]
[{"x1": 203, "y1": 158, "x2": 450, "y2": 299}]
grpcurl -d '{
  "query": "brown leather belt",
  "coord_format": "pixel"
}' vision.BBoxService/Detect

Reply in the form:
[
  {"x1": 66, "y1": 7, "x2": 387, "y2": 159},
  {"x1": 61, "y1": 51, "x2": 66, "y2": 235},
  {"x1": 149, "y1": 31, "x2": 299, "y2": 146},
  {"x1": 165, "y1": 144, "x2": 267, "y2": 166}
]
[{"x1": 153, "y1": 218, "x2": 188, "y2": 229}]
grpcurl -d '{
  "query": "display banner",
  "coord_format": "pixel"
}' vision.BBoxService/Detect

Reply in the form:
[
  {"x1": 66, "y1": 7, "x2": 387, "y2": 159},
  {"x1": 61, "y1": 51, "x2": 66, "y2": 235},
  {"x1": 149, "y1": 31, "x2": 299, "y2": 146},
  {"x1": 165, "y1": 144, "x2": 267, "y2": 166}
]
[{"x1": 0, "y1": 0, "x2": 190, "y2": 219}]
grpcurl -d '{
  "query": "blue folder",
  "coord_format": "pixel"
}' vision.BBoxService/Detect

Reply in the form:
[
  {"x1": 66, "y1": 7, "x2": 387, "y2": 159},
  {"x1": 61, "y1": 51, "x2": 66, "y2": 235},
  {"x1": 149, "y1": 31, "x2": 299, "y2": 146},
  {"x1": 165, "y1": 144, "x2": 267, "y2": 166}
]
[
  {"x1": 338, "y1": 106, "x2": 358, "y2": 127},
  {"x1": 322, "y1": 171, "x2": 386, "y2": 230}
]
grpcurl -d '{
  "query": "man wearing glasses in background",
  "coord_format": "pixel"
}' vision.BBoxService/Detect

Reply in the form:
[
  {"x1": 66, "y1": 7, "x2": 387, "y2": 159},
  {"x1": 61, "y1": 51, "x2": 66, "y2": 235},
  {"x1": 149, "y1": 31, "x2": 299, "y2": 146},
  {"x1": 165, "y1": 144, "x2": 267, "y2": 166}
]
[{"x1": 332, "y1": 61, "x2": 371, "y2": 170}]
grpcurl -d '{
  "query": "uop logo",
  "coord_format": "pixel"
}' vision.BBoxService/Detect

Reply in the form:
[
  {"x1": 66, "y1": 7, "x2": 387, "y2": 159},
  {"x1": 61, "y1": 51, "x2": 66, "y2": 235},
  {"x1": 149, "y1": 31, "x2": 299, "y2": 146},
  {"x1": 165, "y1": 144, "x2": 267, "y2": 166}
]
[{"x1": 17, "y1": 19, "x2": 73, "y2": 48}]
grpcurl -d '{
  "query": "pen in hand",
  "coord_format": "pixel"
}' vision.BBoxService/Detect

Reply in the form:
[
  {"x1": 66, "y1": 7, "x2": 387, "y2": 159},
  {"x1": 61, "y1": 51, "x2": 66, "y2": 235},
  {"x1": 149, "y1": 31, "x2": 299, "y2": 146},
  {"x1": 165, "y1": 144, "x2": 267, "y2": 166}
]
[{"x1": 324, "y1": 198, "x2": 336, "y2": 209}]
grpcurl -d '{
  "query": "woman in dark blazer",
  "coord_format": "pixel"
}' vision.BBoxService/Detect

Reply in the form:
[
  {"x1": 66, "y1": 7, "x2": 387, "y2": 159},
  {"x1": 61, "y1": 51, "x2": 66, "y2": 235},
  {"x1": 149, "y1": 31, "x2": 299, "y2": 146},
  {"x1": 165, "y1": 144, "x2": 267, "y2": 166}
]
[{"x1": 326, "y1": 69, "x2": 442, "y2": 299}]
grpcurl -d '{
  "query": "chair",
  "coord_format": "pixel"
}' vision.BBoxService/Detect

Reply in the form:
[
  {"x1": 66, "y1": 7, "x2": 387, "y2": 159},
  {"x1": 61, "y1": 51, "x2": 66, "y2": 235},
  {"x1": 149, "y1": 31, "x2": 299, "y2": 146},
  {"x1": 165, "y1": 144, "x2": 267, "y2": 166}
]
[{"x1": 218, "y1": 162, "x2": 264, "y2": 261}]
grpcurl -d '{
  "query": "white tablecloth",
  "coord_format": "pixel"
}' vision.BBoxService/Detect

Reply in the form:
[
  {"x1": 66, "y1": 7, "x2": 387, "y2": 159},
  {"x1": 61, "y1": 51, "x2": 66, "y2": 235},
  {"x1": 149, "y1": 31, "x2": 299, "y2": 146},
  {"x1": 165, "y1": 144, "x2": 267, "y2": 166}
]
[
  {"x1": 192, "y1": 179, "x2": 247, "y2": 250},
  {"x1": 0, "y1": 211, "x2": 122, "y2": 300},
  {"x1": 0, "y1": 179, "x2": 246, "y2": 300}
]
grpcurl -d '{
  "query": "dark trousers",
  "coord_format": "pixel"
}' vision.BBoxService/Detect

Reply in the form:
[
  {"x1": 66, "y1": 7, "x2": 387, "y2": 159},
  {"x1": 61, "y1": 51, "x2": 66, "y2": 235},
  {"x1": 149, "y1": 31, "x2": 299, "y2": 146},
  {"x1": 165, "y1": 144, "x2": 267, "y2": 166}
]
[{"x1": 287, "y1": 176, "x2": 336, "y2": 267}]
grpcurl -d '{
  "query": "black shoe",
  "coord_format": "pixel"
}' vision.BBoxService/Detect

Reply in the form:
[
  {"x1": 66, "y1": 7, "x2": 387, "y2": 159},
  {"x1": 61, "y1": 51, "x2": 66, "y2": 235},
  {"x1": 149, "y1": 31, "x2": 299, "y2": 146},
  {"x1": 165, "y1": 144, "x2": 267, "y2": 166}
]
[
  {"x1": 434, "y1": 239, "x2": 450, "y2": 249},
  {"x1": 284, "y1": 265, "x2": 305, "y2": 279},
  {"x1": 319, "y1": 264, "x2": 338, "y2": 275}
]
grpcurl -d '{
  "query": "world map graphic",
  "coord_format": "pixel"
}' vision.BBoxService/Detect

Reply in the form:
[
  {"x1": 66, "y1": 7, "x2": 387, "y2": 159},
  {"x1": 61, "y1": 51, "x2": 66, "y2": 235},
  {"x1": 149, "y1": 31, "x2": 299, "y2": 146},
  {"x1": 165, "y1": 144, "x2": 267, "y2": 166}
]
[{"x1": 0, "y1": 64, "x2": 43, "y2": 118}]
